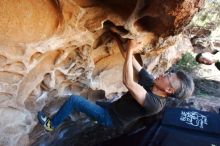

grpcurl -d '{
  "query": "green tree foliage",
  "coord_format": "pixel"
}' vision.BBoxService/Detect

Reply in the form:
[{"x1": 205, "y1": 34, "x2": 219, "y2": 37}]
[{"x1": 176, "y1": 52, "x2": 199, "y2": 72}]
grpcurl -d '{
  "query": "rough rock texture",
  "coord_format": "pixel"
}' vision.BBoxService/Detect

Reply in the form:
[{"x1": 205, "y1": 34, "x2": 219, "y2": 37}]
[
  {"x1": 0, "y1": 0, "x2": 204, "y2": 146},
  {"x1": 185, "y1": 0, "x2": 220, "y2": 53}
]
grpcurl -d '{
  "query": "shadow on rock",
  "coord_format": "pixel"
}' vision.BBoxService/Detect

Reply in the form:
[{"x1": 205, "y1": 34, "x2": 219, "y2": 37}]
[{"x1": 30, "y1": 117, "x2": 123, "y2": 146}]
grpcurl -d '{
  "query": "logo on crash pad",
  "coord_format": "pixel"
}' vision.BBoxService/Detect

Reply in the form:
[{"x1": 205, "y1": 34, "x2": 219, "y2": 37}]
[{"x1": 180, "y1": 111, "x2": 208, "y2": 128}]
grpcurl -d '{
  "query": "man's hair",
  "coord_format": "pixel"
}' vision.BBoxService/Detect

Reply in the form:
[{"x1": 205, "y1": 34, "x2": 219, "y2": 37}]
[
  {"x1": 195, "y1": 53, "x2": 202, "y2": 63},
  {"x1": 173, "y1": 70, "x2": 194, "y2": 99}
]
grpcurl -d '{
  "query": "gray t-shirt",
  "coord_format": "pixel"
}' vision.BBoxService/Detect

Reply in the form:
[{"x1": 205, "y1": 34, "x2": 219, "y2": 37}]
[{"x1": 108, "y1": 68, "x2": 166, "y2": 127}]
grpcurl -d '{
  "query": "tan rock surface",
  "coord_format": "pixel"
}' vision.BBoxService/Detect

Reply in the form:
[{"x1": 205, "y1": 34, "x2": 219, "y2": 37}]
[{"x1": 0, "y1": 0, "x2": 61, "y2": 46}]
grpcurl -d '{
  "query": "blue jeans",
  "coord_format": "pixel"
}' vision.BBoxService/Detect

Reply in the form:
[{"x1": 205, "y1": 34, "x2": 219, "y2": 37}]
[{"x1": 51, "y1": 95, "x2": 113, "y2": 128}]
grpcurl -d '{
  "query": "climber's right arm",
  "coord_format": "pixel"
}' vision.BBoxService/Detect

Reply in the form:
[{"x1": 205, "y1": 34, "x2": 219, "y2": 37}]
[{"x1": 113, "y1": 34, "x2": 142, "y2": 72}]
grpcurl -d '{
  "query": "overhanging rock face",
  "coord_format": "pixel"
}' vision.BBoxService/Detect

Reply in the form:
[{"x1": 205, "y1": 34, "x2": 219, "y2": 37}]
[
  {"x1": 0, "y1": 0, "x2": 61, "y2": 46},
  {"x1": 0, "y1": 0, "x2": 203, "y2": 146}
]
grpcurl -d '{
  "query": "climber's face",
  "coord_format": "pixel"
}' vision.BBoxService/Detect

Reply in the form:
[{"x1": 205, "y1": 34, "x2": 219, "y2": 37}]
[{"x1": 154, "y1": 72, "x2": 181, "y2": 95}]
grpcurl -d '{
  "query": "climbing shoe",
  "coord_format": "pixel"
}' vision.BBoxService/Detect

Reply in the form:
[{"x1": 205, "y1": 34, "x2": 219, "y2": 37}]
[{"x1": 37, "y1": 111, "x2": 54, "y2": 132}]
